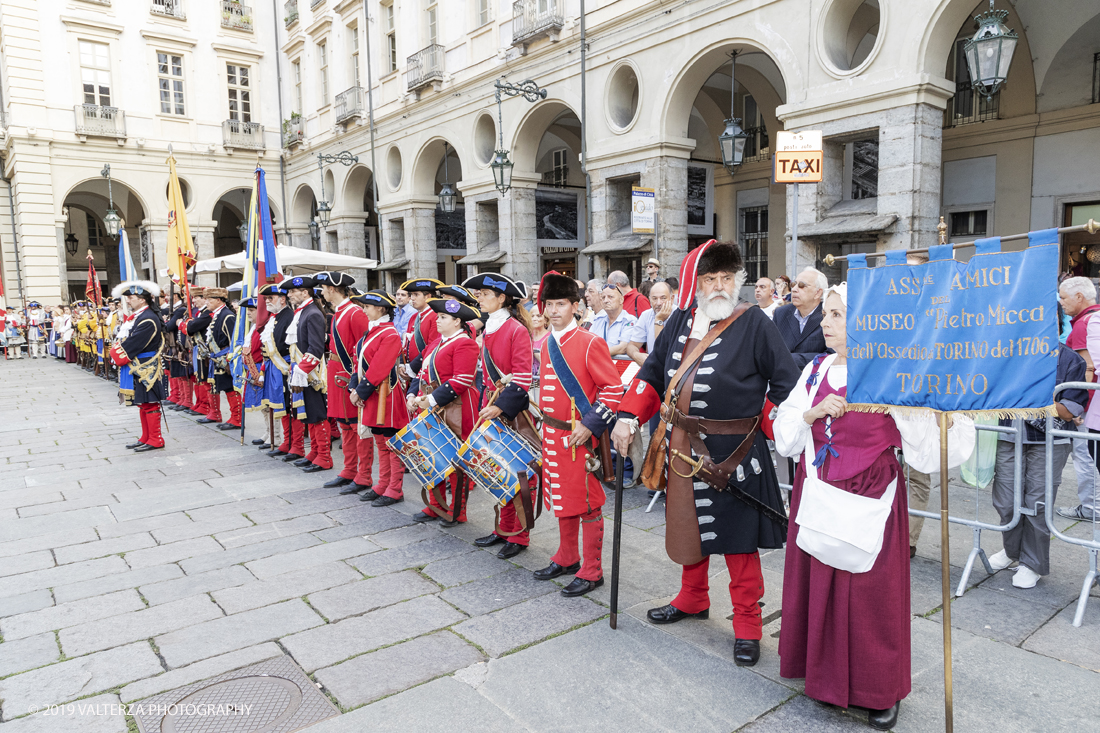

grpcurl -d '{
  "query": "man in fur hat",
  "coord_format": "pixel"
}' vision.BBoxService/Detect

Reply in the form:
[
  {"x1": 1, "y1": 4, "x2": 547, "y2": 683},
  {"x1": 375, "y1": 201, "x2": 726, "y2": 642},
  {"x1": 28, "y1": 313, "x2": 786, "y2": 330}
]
[
  {"x1": 612, "y1": 240, "x2": 800, "y2": 667},
  {"x1": 109, "y1": 280, "x2": 167, "y2": 452}
]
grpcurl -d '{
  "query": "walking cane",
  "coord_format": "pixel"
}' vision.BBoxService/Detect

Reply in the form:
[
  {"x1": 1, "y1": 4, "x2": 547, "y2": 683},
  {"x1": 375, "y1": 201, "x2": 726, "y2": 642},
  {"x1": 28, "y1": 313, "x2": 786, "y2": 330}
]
[
  {"x1": 268, "y1": 409, "x2": 275, "y2": 452},
  {"x1": 609, "y1": 447, "x2": 625, "y2": 630}
]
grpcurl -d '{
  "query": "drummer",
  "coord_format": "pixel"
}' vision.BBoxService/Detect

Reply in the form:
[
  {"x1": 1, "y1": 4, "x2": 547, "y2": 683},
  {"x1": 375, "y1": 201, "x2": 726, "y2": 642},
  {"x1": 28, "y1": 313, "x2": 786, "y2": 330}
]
[
  {"x1": 462, "y1": 273, "x2": 536, "y2": 559},
  {"x1": 349, "y1": 290, "x2": 410, "y2": 506},
  {"x1": 400, "y1": 277, "x2": 444, "y2": 377},
  {"x1": 438, "y1": 284, "x2": 483, "y2": 333},
  {"x1": 408, "y1": 297, "x2": 481, "y2": 526}
]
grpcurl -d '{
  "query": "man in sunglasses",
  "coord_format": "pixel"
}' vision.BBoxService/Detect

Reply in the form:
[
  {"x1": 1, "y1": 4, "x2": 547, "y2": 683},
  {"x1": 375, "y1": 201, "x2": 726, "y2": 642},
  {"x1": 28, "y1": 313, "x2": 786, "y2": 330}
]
[{"x1": 773, "y1": 268, "x2": 828, "y2": 369}]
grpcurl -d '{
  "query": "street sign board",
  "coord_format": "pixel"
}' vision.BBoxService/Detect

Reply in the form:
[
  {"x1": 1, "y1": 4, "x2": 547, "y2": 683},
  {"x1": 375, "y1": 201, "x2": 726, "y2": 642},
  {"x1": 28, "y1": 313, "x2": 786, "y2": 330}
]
[
  {"x1": 631, "y1": 186, "x2": 655, "y2": 234},
  {"x1": 774, "y1": 150, "x2": 824, "y2": 183},
  {"x1": 775, "y1": 130, "x2": 822, "y2": 152}
]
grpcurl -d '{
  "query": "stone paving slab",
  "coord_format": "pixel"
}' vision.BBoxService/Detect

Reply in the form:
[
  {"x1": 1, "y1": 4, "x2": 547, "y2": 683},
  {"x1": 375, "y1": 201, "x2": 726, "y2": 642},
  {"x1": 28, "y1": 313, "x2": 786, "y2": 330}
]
[
  {"x1": 60, "y1": 594, "x2": 224, "y2": 658},
  {"x1": 440, "y1": 568, "x2": 557, "y2": 616},
  {"x1": 138, "y1": 565, "x2": 255, "y2": 606},
  {"x1": 0, "y1": 528, "x2": 99, "y2": 560},
  {"x1": 121, "y1": 535, "x2": 223, "y2": 570},
  {"x1": 421, "y1": 551, "x2": 514, "y2": 588},
  {"x1": 0, "y1": 693, "x2": 128, "y2": 733},
  {"x1": 154, "y1": 599, "x2": 324, "y2": 668},
  {"x1": 302, "y1": 676, "x2": 526, "y2": 733},
  {"x1": 17, "y1": 493, "x2": 119, "y2": 518},
  {"x1": 347, "y1": 534, "x2": 474, "y2": 577},
  {"x1": 182, "y1": 495, "x2": 288, "y2": 523},
  {"x1": 1022, "y1": 599, "x2": 1100, "y2": 673},
  {"x1": 1, "y1": 589, "x2": 145, "y2": 640},
  {"x1": 282, "y1": 595, "x2": 468, "y2": 673},
  {"x1": 929, "y1": 585, "x2": 1061, "y2": 646},
  {"x1": 0, "y1": 642, "x2": 162, "y2": 721},
  {"x1": 53, "y1": 563, "x2": 184, "y2": 605},
  {"x1": 243, "y1": 536, "x2": 377, "y2": 580},
  {"x1": 118, "y1": 642, "x2": 283, "y2": 703},
  {"x1": 0, "y1": 589, "x2": 54, "y2": 619},
  {"x1": 93, "y1": 512, "x2": 191, "y2": 540},
  {"x1": 0, "y1": 507, "x2": 115, "y2": 544},
  {"x1": 0, "y1": 556, "x2": 128, "y2": 598},
  {"x1": 0, "y1": 632, "x2": 60, "y2": 678},
  {"x1": 314, "y1": 631, "x2": 484, "y2": 709},
  {"x1": 0, "y1": 489, "x2": 63, "y2": 512},
  {"x1": 452, "y1": 592, "x2": 606, "y2": 658},
  {"x1": 245, "y1": 494, "x2": 365, "y2": 525},
  {"x1": 212, "y1": 513, "x2": 335, "y2": 549},
  {"x1": 177, "y1": 532, "x2": 321, "y2": 575},
  {"x1": 212, "y1": 561, "x2": 361, "y2": 614},
  {"x1": 306, "y1": 570, "x2": 440, "y2": 622},
  {"x1": 0, "y1": 551, "x2": 55, "y2": 578},
  {"x1": 366, "y1": 523, "x2": 440, "y2": 549},
  {"x1": 321, "y1": 505, "x2": 417, "y2": 534},
  {"x1": 53, "y1": 533, "x2": 157, "y2": 565},
  {"x1": 148, "y1": 512, "x2": 254, "y2": 544}
]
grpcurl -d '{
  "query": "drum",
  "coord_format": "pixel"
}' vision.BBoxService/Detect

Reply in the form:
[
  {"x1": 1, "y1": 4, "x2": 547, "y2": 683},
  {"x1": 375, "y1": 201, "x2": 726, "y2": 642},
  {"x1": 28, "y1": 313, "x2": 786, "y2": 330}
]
[
  {"x1": 388, "y1": 410, "x2": 462, "y2": 487},
  {"x1": 456, "y1": 419, "x2": 542, "y2": 507}
]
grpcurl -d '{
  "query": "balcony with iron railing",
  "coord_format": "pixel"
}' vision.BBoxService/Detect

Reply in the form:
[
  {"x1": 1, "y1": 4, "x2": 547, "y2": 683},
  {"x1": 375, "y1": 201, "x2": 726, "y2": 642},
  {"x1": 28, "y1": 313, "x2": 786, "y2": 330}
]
[
  {"x1": 944, "y1": 84, "x2": 999, "y2": 128},
  {"x1": 282, "y1": 116, "x2": 303, "y2": 147},
  {"x1": 221, "y1": 1, "x2": 252, "y2": 32},
  {"x1": 223, "y1": 119, "x2": 265, "y2": 150},
  {"x1": 284, "y1": 0, "x2": 298, "y2": 27},
  {"x1": 512, "y1": 0, "x2": 564, "y2": 47},
  {"x1": 151, "y1": 0, "x2": 186, "y2": 20},
  {"x1": 742, "y1": 126, "x2": 770, "y2": 164},
  {"x1": 74, "y1": 105, "x2": 126, "y2": 140},
  {"x1": 335, "y1": 86, "x2": 366, "y2": 124},
  {"x1": 407, "y1": 44, "x2": 444, "y2": 94}
]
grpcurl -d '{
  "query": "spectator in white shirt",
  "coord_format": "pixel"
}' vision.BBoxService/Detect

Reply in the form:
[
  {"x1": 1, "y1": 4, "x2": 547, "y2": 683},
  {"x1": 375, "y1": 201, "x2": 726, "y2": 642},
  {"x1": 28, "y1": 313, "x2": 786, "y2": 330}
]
[
  {"x1": 583, "y1": 278, "x2": 604, "y2": 327},
  {"x1": 626, "y1": 281, "x2": 673, "y2": 365},
  {"x1": 755, "y1": 277, "x2": 779, "y2": 319},
  {"x1": 589, "y1": 283, "x2": 637, "y2": 355}
]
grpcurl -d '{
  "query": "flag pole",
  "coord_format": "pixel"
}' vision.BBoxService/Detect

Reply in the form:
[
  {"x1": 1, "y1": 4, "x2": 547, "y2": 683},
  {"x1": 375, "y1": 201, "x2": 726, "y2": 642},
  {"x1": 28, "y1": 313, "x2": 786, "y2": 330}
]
[{"x1": 939, "y1": 412, "x2": 954, "y2": 733}]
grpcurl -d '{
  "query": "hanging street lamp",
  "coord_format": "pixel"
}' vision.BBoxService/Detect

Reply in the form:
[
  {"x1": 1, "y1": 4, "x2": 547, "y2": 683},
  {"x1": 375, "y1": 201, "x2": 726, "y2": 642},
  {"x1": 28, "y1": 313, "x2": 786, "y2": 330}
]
[
  {"x1": 64, "y1": 206, "x2": 79, "y2": 256},
  {"x1": 963, "y1": 1, "x2": 1018, "y2": 98},
  {"x1": 238, "y1": 189, "x2": 251, "y2": 244},
  {"x1": 491, "y1": 78, "x2": 547, "y2": 195},
  {"x1": 100, "y1": 164, "x2": 122, "y2": 239},
  {"x1": 718, "y1": 51, "x2": 749, "y2": 175},
  {"x1": 438, "y1": 142, "x2": 457, "y2": 214},
  {"x1": 315, "y1": 151, "x2": 359, "y2": 229}
]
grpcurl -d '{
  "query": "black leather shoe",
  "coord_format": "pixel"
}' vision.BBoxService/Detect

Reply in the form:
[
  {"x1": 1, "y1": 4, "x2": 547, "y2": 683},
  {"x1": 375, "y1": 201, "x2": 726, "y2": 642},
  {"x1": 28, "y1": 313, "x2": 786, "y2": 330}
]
[
  {"x1": 339, "y1": 484, "x2": 363, "y2": 495},
  {"x1": 187, "y1": 409, "x2": 205, "y2": 416},
  {"x1": 474, "y1": 534, "x2": 505, "y2": 548},
  {"x1": 170, "y1": 404, "x2": 187, "y2": 411},
  {"x1": 268, "y1": 449, "x2": 288, "y2": 457},
  {"x1": 413, "y1": 512, "x2": 438, "y2": 523},
  {"x1": 533, "y1": 562, "x2": 581, "y2": 581},
  {"x1": 561, "y1": 577, "x2": 603, "y2": 597},
  {"x1": 196, "y1": 417, "x2": 218, "y2": 424},
  {"x1": 256, "y1": 443, "x2": 271, "y2": 451},
  {"x1": 302, "y1": 464, "x2": 330, "y2": 473},
  {"x1": 359, "y1": 488, "x2": 380, "y2": 501},
  {"x1": 282, "y1": 453, "x2": 303, "y2": 462},
  {"x1": 133, "y1": 444, "x2": 164, "y2": 453},
  {"x1": 372, "y1": 495, "x2": 401, "y2": 507},
  {"x1": 293, "y1": 458, "x2": 312, "y2": 467},
  {"x1": 646, "y1": 604, "x2": 710, "y2": 625},
  {"x1": 734, "y1": 639, "x2": 760, "y2": 667},
  {"x1": 868, "y1": 703, "x2": 899, "y2": 731},
  {"x1": 439, "y1": 519, "x2": 463, "y2": 528},
  {"x1": 497, "y1": 542, "x2": 526, "y2": 559},
  {"x1": 325, "y1": 477, "x2": 354, "y2": 488},
  {"x1": 217, "y1": 423, "x2": 238, "y2": 431},
  {"x1": 251, "y1": 438, "x2": 267, "y2": 445},
  {"x1": 126, "y1": 441, "x2": 144, "y2": 450}
]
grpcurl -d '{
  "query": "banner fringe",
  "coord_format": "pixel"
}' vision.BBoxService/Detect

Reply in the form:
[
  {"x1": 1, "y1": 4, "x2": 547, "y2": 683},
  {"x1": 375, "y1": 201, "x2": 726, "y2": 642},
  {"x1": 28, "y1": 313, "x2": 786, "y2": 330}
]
[{"x1": 844, "y1": 403, "x2": 1057, "y2": 420}]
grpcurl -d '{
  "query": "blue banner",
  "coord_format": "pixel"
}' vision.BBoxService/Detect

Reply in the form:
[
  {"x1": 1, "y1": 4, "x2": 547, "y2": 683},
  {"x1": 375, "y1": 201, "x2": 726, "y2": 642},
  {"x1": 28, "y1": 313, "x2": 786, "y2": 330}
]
[{"x1": 846, "y1": 230, "x2": 1059, "y2": 413}]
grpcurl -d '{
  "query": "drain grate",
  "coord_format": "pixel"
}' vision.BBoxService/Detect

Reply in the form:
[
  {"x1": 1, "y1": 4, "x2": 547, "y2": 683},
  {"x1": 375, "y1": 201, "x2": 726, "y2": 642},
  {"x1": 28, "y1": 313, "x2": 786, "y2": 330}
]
[{"x1": 133, "y1": 656, "x2": 339, "y2": 733}]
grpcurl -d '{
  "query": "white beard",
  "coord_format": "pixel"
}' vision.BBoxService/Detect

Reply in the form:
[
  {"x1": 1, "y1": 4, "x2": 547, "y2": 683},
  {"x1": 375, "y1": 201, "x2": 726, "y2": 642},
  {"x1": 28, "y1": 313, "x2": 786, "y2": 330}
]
[{"x1": 699, "y1": 291, "x2": 737, "y2": 321}]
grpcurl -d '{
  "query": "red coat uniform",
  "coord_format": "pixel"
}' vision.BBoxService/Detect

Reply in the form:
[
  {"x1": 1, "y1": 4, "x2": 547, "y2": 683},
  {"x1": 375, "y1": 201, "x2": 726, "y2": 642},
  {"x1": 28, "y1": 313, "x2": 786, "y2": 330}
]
[
  {"x1": 352, "y1": 320, "x2": 408, "y2": 430},
  {"x1": 327, "y1": 300, "x2": 371, "y2": 421},
  {"x1": 478, "y1": 316, "x2": 533, "y2": 418},
  {"x1": 538, "y1": 322, "x2": 624, "y2": 518},
  {"x1": 417, "y1": 331, "x2": 479, "y2": 439},
  {"x1": 404, "y1": 307, "x2": 439, "y2": 374}
]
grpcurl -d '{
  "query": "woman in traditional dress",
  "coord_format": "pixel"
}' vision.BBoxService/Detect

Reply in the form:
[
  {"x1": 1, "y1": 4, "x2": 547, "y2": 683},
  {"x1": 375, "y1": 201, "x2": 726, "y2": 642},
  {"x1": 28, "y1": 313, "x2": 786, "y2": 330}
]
[{"x1": 773, "y1": 284, "x2": 974, "y2": 730}]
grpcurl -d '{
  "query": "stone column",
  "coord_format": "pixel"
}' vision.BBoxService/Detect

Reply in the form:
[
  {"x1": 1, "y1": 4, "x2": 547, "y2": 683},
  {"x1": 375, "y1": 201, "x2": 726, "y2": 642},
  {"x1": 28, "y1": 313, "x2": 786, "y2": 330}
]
[
  {"x1": 406, "y1": 205, "x2": 437, "y2": 279},
  {"x1": 192, "y1": 226, "x2": 217, "y2": 287},
  {"x1": 878, "y1": 103, "x2": 943, "y2": 251},
  {"x1": 500, "y1": 185, "x2": 537, "y2": 285},
  {"x1": 334, "y1": 218, "x2": 368, "y2": 285},
  {"x1": 642, "y1": 156, "x2": 688, "y2": 275}
]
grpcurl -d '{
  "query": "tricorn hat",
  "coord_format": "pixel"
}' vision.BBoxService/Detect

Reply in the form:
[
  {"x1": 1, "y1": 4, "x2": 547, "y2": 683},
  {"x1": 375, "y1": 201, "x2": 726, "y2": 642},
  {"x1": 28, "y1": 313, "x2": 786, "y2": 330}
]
[
  {"x1": 315, "y1": 271, "x2": 356, "y2": 289},
  {"x1": 400, "y1": 277, "x2": 444, "y2": 294},
  {"x1": 112, "y1": 280, "x2": 162, "y2": 299},
  {"x1": 283, "y1": 275, "x2": 317, "y2": 291},
  {"x1": 352, "y1": 289, "x2": 397, "y2": 308},
  {"x1": 257, "y1": 283, "x2": 287, "y2": 297},
  {"x1": 537, "y1": 271, "x2": 580, "y2": 305},
  {"x1": 462, "y1": 272, "x2": 527, "y2": 300},
  {"x1": 241, "y1": 297, "x2": 258, "y2": 309},
  {"x1": 437, "y1": 284, "x2": 478, "y2": 306},
  {"x1": 429, "y1": 297, "x2": 481, "y2": 322}
]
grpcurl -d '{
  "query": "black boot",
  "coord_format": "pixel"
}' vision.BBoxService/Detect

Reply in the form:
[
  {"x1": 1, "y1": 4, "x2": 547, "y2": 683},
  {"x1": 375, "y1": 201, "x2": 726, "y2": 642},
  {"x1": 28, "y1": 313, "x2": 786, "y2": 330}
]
[
  {"x1": 733, "y1": 639, "x2": 760, "y2": 667},
  {"x1": 868, "y1": 703, "x2": 899, "y2": 731}
]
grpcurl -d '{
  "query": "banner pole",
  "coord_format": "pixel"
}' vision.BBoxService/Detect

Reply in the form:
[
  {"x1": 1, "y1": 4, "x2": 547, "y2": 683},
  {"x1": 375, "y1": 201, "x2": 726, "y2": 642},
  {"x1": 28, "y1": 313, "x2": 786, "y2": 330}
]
[{"x1": 939, "y1": 411, "x2": 954, "y2": 733}]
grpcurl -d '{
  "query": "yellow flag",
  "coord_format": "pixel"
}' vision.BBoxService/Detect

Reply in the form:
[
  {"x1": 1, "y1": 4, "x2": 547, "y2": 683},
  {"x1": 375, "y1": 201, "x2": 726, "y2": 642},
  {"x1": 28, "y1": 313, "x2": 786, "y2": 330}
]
[{"x1": 165, "y1": 154, "x2": 196, "y2": 284}]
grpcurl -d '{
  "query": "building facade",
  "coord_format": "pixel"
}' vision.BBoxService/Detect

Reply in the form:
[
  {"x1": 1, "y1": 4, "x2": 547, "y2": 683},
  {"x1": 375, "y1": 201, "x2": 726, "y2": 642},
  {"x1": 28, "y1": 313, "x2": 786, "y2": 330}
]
[{"x1": 1, "y1": 0, "x2": 1098, "y2": 304}]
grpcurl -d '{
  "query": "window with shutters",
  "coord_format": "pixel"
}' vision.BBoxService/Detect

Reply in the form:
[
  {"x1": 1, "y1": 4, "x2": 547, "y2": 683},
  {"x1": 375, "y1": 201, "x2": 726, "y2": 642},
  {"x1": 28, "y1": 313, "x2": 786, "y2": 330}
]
[
  {"x1": 349, "y1": 25, "x2": 361, "y2": 87},
  {"x1": 318, "y1": 42, "x2": 329, "y2": 103},
  {"x1": 293, "y1": 61, "x2": 303, "y2": 114},
  {"x1": 157, "y1": 52, "x2": 185, "y2": 116},
  {"x1": 477, "y1": 0, "x2": 491, "y2": 26},
  {"x1": 426, "y1": 2, "x2": 438, "y2": 46},
  {"x1": 227, "y1": 64, "x2": 251, "y2": 123},
  {"x1": 384, "y1": 3, "x2": 397, "y2": 73},
  {"x1": 79, "y1": 41, "x2": 112, "y2": 107}
]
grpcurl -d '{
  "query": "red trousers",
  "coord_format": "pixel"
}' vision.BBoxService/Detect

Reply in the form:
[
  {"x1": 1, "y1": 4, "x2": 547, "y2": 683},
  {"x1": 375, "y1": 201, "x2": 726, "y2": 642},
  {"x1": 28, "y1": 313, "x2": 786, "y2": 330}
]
[
  {"x1": 206, "y1": 388, "x2": 223, "y2": 422},
  {"x1": 373, "y1": 434, "x2": 405, "y2": 499},
  {"x1": 422, "y1": 473, "x2": 468, "y2": 522},
  {"x1": 225, "y1": 391, "x2": 242, "y2": 427},
  {"x1": 193, "y1": 381, "x2": 209, "y2": 414},
  {"x1": 673, "y1": 552, "x2": 764, "y2": 640},
  {"x1": 551, "y1": 507, "x2": 604, "y2": 582},
  {"x1": 138, "y1": 403, "x2": 165, "y2": 448},
  {"x1": 305, "y1": 420, "x2": 332, "y2": 469},
  {"x1": 496, "y1": 500, "x2": 530, "y2": 546},
  {"x1": 337, "y1": 423, "x2": 374, "y2": 485},
  {"x1": 277, "y1": 414, "x2": 307, "y2": 456},
  {"x1": 179, "y1": 378, "x2": 193, "y2": 410}
]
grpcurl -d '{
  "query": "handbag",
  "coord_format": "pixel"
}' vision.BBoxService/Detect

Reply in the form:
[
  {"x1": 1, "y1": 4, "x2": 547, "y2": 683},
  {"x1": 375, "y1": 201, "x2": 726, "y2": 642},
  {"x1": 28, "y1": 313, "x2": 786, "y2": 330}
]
[{"x1": 794, "y1": 354, "x2": 897, "y2": 574}]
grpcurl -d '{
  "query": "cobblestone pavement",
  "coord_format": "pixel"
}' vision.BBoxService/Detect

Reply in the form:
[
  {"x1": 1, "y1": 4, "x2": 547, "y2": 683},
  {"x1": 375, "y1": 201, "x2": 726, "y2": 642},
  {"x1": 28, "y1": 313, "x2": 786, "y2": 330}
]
[{"x1": 1, "y1": 358, "x2": 1098, "y2": 732}]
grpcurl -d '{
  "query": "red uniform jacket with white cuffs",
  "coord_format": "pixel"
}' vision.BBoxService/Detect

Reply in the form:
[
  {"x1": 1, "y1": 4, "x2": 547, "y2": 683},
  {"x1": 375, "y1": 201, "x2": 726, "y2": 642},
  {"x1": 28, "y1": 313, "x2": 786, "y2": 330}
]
[
  {"x1": 538, "y1": 321, "x2": 624, "y2": 518},
  {"x1": 479, "y1": 314, "x2": 533, "y2": 419},
  {"x1": 418, "y1": 331, "x2": 479, "y2": 439},
  {"x1": 327, "y1": 299, "x2": 371, "y2": 420},
  {"x1": 350, "y1": 320, "x2": 409, "y2": 430},
  {"x1": 404, "y1": 307, "x2": 439, "y2": 375}
]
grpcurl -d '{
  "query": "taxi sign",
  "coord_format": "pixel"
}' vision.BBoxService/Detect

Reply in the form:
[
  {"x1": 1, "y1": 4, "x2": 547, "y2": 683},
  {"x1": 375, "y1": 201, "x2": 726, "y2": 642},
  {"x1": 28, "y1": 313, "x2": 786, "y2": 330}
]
[{"x1": 774, "y1": 150, "x2": 824, "y2": 183}]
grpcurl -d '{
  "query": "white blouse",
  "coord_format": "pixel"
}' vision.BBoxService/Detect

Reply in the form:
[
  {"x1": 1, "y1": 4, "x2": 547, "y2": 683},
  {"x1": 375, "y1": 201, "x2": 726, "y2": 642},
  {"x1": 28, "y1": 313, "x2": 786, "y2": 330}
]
[{"x1": 773, "y1": 360, "x2": 976, "y2": 475}]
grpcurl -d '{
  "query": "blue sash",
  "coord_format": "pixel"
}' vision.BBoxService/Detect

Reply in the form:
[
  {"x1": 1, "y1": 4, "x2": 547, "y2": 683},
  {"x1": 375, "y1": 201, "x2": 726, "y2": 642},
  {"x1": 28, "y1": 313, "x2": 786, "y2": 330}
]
[
  {"x1": 119, "y1": 350, "x2": 156, "y2": 399},
  {"x1": 546, "y1": 334, "x2": 593, "y2": 417},
  {"x1": 261, "y1": 358, "x2": 287, "y2": 418}
]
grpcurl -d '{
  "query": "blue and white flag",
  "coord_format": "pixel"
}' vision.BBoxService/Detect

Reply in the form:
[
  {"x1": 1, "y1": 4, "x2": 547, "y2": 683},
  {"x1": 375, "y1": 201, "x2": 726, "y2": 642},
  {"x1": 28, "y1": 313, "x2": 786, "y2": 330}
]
[{"x1": 118, "y1": 229, "x2": 138, "y2": 283}]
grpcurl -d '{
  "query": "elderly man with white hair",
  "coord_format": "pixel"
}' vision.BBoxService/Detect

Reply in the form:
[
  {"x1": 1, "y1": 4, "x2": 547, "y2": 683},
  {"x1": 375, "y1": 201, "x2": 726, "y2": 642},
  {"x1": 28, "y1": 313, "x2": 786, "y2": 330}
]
[
  {"x1": 773, "y1": 268, "x2": 828, "y2": 369},
  {"x1": 1059, "y1": 275, "x2": 1100, "y2": 521}
]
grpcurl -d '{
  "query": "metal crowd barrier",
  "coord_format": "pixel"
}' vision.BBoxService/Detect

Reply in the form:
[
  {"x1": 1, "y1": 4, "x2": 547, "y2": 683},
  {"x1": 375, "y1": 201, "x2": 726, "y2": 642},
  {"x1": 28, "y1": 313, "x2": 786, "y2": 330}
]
[{"x1": 1045, "y1": 381, "x2": 1100, "y2": 627}]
